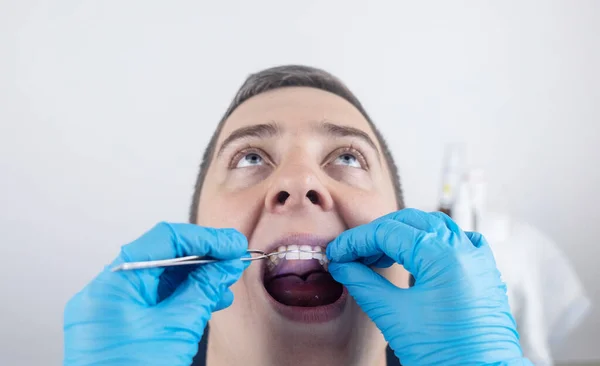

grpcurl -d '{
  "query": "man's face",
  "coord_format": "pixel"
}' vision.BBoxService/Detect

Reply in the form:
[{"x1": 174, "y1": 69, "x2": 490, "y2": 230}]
[{"x1": 196, "y1": 87, "x2": 410, "y2": 362}]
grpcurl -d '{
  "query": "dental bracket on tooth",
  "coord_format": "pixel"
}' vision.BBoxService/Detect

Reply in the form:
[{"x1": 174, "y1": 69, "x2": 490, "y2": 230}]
[{"x1": 265, "y1": 245, "x2": 329, "y2": 271}]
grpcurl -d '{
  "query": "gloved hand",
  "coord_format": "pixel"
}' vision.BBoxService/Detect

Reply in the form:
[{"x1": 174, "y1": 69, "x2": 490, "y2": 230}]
[
  {"x1": 64, "y1": 223, "x2": 249, "y2": 366},
  {"x1": 327, "y1": 209, "x2": 533, "y2": 366}
]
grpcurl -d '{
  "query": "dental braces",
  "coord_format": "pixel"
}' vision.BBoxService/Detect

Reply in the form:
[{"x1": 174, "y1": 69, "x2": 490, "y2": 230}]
[{"x1": 111, "y1": 248, "x2": 324, "y2": 272}]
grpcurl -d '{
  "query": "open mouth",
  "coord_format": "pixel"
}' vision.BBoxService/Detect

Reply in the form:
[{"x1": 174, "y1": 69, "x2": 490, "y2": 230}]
[{"x1": 263, "y1": 245, "x2": 344, "y2": 308}]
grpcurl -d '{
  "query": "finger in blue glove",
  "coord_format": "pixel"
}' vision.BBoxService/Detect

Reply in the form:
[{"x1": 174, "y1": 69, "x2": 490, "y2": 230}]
[
  {"x1": 64, "y1": 223, "x2": 249, "y2": 366},
  {"x1": 326, "y1": 209, "x2": 532, "y2": 366}
]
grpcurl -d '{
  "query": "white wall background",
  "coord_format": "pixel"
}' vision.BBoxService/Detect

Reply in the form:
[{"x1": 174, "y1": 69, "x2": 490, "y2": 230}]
[{"x1": 1, "y1": 1, "x2": 598, "y2": 364}]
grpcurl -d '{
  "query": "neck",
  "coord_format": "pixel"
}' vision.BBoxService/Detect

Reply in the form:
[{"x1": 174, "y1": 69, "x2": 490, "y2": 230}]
[{"x1": 206, "y1": 329, "x2": 389, "y2": 366}]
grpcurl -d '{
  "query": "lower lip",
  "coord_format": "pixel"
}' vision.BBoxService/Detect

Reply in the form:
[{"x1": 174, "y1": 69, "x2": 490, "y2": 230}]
[{"x1": 262, "y1": 281, "x2": 349, "y2": 323}]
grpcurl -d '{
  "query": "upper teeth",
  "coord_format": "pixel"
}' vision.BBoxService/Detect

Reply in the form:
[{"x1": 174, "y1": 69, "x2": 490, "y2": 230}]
[
  {"x1": 265, "y1": 245, "x2": 329, "y2": 272},
  {"x1": 274, "y1": 245, "x2": 326, "y2": 261}
]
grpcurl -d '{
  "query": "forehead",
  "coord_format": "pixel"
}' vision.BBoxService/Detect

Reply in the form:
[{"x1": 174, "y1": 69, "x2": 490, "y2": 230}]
[{"x1": 217, "y1": 87, "x2": 380, "y2": 147}]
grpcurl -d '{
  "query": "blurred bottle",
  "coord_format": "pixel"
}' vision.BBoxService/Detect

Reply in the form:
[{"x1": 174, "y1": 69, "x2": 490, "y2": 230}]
[
  {"x1": 467, "y1": 168, "x2": 486, "y2": 231},
  {"x1": 437, "y1": 145, "x2": 486, "y2": 232},
  {"x1": 437, "y1": 144, "x2": 466, "y2": 217},
  {"x1": 452, "y1": 179, "x2": 475, "y2": 232}
]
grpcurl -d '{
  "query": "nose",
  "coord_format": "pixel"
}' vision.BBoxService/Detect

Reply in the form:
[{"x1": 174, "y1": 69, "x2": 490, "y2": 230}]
[{"x1": 265, "y1": 164, "x2": 334, "y2": 214}]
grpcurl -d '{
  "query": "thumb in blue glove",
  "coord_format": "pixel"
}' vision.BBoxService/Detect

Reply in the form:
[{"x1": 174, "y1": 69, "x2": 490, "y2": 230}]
[
  {"x1": 326, "y1": 209, "x2": 533, "y2": 366},
  {"x1": 64, "y1": 223, "x2": 249, "y2": 366}
]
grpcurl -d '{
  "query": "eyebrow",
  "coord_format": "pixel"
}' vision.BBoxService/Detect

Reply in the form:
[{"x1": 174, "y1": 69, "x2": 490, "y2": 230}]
[
  {"x1": 216, "y1": 120, "x2": 380, "y2": 157},
  {"x1": 217, "y1": 122, "x2": 280, "y2": 157},
  {"x1": 318, "y1": 121, "x2": 379, "y2": 154}
]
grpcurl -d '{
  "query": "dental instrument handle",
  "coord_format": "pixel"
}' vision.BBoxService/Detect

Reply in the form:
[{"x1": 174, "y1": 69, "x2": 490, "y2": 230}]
[
  {"x1": 111, "y1": 258, "x2": 221, "y2": 271},
  {"x1": 111, "y1": 249, "x2": 320, "y2": 272}
]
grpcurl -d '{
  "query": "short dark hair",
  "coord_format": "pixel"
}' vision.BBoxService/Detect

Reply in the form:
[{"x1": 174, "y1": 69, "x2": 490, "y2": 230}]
[{"x1": 189, "y1": 65, "x2": 404, "y2": 223}]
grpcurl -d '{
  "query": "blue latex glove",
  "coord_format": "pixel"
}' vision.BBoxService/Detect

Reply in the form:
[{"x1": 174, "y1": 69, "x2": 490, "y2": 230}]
[
  {"x1": 327, "y1": 209, "x2": 533, "y2": 366},
  {"x1": 64, "y1": 223, "x2": 248, "y2": 366}
]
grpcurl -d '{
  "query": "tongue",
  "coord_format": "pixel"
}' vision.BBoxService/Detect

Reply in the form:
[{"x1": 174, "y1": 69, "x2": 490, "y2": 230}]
[{"x1": 265, "y1": 272, "x2": 343, "y2": 307}]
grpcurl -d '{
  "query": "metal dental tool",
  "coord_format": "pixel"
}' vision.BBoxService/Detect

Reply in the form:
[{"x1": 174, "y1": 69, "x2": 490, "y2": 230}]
[{"x1": 111, "y1": 248, "x2": 323, "y2": 272}]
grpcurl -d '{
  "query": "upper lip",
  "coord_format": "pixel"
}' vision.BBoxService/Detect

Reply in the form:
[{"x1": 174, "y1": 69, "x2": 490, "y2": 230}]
[{"x1": 261, "y1": 233, "x2": 333, "y2": 256}]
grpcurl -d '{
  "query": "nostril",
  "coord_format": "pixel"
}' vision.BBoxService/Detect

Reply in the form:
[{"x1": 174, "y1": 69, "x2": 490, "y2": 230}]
[
  {"x1": 306, "y1": 190, "x2": 319, "y2": 204},
  {"x1": 277, "y1": 191, "x2": 290, "y2": 204}
]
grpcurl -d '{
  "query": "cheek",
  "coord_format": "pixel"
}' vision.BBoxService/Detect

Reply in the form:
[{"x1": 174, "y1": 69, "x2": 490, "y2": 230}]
[
  {"x1": 327, "y1": 166, "x2": 373, "y2": 190},
  {"x1": 333, "y1": 186, "x2": 410, "y2": 287},
  {"x1": 334, "y1": 189, "x2": 397, "y2": 228},
  {"x1": 375, "y1": 266, "x2": 411, "y2": 289},
  {"x1": 196, "y1": 189, "x2": 264, "y2": 238}
]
